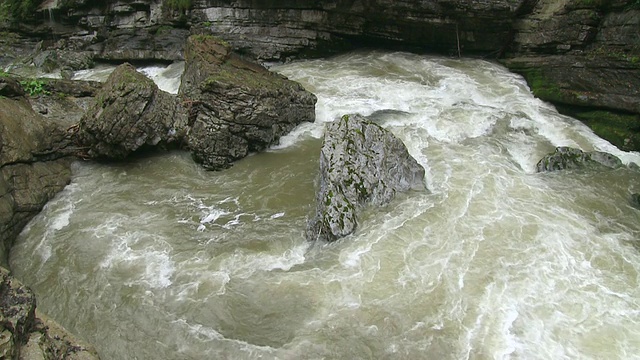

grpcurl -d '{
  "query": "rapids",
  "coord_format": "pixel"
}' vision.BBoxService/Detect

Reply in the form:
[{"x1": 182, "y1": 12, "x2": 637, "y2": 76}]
[{"x1": 10, "y1": 51, "x2": 640, "y2": 359}]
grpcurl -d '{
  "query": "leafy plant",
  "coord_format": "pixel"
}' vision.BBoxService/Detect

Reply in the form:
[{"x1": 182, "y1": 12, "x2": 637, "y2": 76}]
[{"x1": 20, "y1": 79, "x2": 50, "y2": 96}]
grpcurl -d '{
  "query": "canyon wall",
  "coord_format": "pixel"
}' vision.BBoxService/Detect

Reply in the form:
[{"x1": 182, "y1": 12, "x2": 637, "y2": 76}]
[{"x1": 2, "y1": 0, "x2": 639, "y2": 150}]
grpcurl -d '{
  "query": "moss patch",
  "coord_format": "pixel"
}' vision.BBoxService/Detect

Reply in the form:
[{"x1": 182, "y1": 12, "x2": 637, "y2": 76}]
[{"x1": 573, "y1": 110, "x2": 640, "y2": 151}]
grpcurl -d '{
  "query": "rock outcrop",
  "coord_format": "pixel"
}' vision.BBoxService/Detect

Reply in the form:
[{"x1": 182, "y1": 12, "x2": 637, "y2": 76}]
[
  {"x1": 179, "y1": 35, "x2": 316, "y2": 170},
  {"x1": 18, "y1": 0, "x2": 530, "y2": 64},
  {"x1": 0, "y1": 77, "x2": 72, "y2": 266},
  {"x1": 503, "y1": 0, "x2": 640, "y2": 151},
  {"x1": 77, "y1": 63, "x2": 189, "y2": 159},
  {"x1": 0, "y1": 267, "x2": 99, "y2": 360},
  {"x1": 5, "y1": 0, "x2": 634, "y2": 152},
  {"x1": 535, "y1": 146, "x2": 623, "y2": 172},
  {"x1": 307, "y1": 114, "x2": 425, "y2": 242}
]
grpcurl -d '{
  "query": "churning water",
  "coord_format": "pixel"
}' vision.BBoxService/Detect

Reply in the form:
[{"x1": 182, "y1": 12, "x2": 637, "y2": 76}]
[{"x1": 10, "y1": 51, "x2": 640, "y2": 359}]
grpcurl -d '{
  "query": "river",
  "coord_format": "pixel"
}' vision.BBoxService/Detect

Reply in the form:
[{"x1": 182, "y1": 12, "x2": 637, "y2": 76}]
[{"x1": 10, "y1": 50, "x2": 640, "y2": 359}]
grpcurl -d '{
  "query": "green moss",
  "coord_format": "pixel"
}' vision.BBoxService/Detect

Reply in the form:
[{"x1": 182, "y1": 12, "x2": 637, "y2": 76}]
[
  {"x1": 571, "y1": 110, "x2": 640, "y2": 151},
  {"x1": 202, "y1": 60, "x2": 287, "y2": 91},
  {"x1": 164, "y1": 0, "x2": 192, "y2": 11},
  {"x1": 0, "y1": 0, "x2": 42, "y2": 22},
  {"x1": 155, "y1": 25, "x2": 174, "y2": 35},
  {"x1": 587, "y1": 46, "x2": 640, "y2": 67}
]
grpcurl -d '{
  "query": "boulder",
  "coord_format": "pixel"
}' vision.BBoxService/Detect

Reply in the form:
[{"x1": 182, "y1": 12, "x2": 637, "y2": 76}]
[
  {"x1": 179, "y1": 35, "x2": 316, "y2": 170},
  {"x1": 535, "y1": 146, "x2": 622, "y2": 172},
  {"x1": 306, "y1": 114, "x2": 425, "y2": 242},
  {"x1": 0, "y1": 267, "x2": 100, "y2": 360},
  {"x1": 0, "y1": 94, "x2": 72, "y2": 266},
  {"x1": 77, "y1": 63, "x2": 189, "y2": 159}
]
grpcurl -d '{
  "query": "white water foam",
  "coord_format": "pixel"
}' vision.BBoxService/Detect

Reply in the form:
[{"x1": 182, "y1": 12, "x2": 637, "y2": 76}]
[
  {"x1": 137, "y1": 62, "x2": 185, "y2": 94},
  {"x1": 71, "y1": 62, "x2": 184, "y2": 94}
]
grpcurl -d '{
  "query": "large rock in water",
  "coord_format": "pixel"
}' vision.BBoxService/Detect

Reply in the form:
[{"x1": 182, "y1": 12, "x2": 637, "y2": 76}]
[
  {"x1": 536, "y1": 146, "x2": 622, "y2": 172},
  {"x1": 0, "y1": 267, "x2": 100, "y2": 359},
  {"x1": 179, "y1": 35, "x2": 317, "y2": 170},
  {"x1": 307, "y1": 114, "x2": 425, "y2": 242},
  {"x1": 77, "y1": 63, "x2": 189, "y2": 159}
]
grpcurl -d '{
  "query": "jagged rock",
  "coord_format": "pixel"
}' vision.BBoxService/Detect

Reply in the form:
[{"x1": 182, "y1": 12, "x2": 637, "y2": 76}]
[
  {"x1": 0, "y1": 267, "x2": 36, "y2": 359},
  {"x1": 0, "y1": 267, "x2": 100, "y2": 360},
  {"x1": 179, "y1": 35, "x2": 316, "y2": 170},
  {"x1": 0, "y1": 94, "x2": 72, "y2": 266},
  {"x1": 77, "y1": 63, "x2": 189, "y2": 159},
  {"x1": 535, "y1": 146, "x2": 622, "y2": 172},
  {"x1": 0, "y1": 78, "x2": 25, "y2": 98},
  {"x1": 307, "y1": 114, "x2": 425, "y2": 242}
]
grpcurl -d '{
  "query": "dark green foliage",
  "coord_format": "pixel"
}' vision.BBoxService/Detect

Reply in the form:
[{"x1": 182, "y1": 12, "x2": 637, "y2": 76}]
[
  {"x1": 629, "y1": 0, "x2": 640, "y2": 9},
  {"x1": 0, "y1": 0, "x2": 43, "y2": 22},
  {"x1": 164, "y1": 0, "x2": 192, "y2": 11}
]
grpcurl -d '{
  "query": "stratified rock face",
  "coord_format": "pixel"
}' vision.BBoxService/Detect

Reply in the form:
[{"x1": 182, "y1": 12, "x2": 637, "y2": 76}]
[
  {"x1": 193, "y1": 0, "x2": 526, "y2": 61},
  {"x1": 0, "y1": 91, "x2": 72, "y2": 266},
  {"x1": 504, "y1": 0, "x2": 640, "y2": 151},
  {"x1": 179, "y1": 35, "x2": 316, "y2": 170},
  {"x1": 78, "y1": 63, "x2": 189, "y2": 159},
  {"x1": 28, "y1": 0, "x2": 527, "y2": 62},
  {"x1": 535, "y1": 146, "x2": 622, "y2": 172},
  {"x1": 307, "y1": 114, "x2": 425, "y2": 242},
  {"x1": 0, "y1": 267, "x2": 100, "y2": 360}
]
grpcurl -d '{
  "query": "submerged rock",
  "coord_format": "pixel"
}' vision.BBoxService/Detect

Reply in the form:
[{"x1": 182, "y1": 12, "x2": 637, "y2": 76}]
[
  {"x1": 179, "y1": 35, "x2": 317, "y2": 170},
  {"x1": 77, "y1": 63, "x2": 189, "y2": 159},
  {"x1": 307, "y1": 114, "x2": 425, "y2": 242},
  {"x1": 0, "y1": 267, "x2": 100, "y2": 360},
  {"x1": 631, "y1": 193, "x2": 640, "y2": 210},
  {"x1": 535, "y1": 146, "x2": 622, "y2": 172}
]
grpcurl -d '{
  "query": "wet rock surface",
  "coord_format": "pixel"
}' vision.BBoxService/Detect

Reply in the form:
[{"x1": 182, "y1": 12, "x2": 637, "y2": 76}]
[
  {"x1": 504, "y1": 0, "x2": 640, "y2": 151},
  {"x1": 0, "y1": 267, "x2": 100, "y2": 360},
  {"x1": 77, "y1": 63, "x2": 189, "y2": 159},
  {"x1": 0, "y1": 92, "x2": 72, "y2": 266},
  {"x1": 535, "y1": 146, "x2": 623, "y2": 172},
  {"x1": 307, "y1": 114, "x2": 425, "y2": 242},
  {"x1": 179, "y1": 35, "x2": 316, "y2": 170}
]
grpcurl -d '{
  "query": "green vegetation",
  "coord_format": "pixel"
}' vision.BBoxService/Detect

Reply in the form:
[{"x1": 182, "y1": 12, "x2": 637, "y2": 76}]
[
  {"x1": 588, "y1": 46, "x2": 640, "y2": 65},
  {"x1": 164, "y1": 0, "x2": 192, "y2": 11},
  {"x1": 20, "y1": 78, "x2": 49, "y2": 96},
  {"x1": 0, "y1": 0, "x2": 43, "y2": 22},
  {"x1": 154, "y1": 25, "x2": 174, "y2": 35},
  {"x1": 628, "y1": 0, "x2": 640, "y2": 9},
  {"x1": 570, "y1": 110, "x2": 640, "y2": 151},
  {"x1": 518, "y1": 69, "x2": 565, "y2": 103}
]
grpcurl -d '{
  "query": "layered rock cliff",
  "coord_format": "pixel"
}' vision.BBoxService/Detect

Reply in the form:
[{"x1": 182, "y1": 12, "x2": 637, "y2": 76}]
[
  {"x1": 2, "y1": 0, "x2": 636, "y2": 151},
  {"x1": 503, "y1": 0, "x2": 640, "y2": 151}
]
